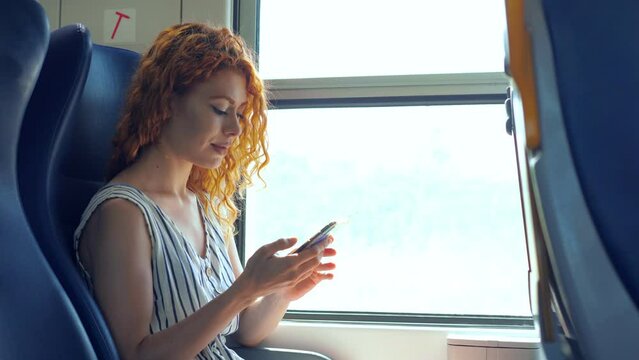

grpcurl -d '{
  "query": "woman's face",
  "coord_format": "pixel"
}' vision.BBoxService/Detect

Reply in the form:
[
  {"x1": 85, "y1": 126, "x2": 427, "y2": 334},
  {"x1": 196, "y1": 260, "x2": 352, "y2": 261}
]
[{"x1": 163, "y1": 69, "x2": 247, "y2": 169}]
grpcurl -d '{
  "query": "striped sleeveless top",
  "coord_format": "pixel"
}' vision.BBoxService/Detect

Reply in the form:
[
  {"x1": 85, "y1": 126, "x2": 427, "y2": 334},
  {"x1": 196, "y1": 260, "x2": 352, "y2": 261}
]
[{"x1": 74, "y1": 184, "x2": 243, "y2": 360}]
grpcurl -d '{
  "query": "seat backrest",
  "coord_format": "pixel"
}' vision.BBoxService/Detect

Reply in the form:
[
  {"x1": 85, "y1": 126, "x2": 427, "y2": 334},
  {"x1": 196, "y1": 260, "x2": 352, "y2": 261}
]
[
  {"x1": 506, "y1": 0, "x2": 639, "y2": 359},
  {"x1": 19, "y1": 24, "x2": 120, "y2": 360},
  {"x1": 52, "y1": 43, "x2": 141, "y2": 244},
  {"x1": 0, "y1": 1, "x2": 96, "y2": 358},
  {"x1": 537, "y1": 0, "x2": 639, "y2": 310}
]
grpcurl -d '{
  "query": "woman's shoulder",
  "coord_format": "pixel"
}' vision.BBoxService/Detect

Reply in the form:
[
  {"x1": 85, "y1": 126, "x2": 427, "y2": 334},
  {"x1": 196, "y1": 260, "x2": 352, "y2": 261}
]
[
  {"x1": 93, "y1": 198, "x2": 151, "y2": 242},
  {"x1": 96, "y1": 196, "x2": 143, "y2": 216},
  {"x1": 92, "y1": 181, "x2": 150, "y2": 204},
  {"x1": 74, "y1": 182, "x2": 155, "y2": 240},
  {"x1": 76, "y1": 190, "x2": 153, "y2": 290}
]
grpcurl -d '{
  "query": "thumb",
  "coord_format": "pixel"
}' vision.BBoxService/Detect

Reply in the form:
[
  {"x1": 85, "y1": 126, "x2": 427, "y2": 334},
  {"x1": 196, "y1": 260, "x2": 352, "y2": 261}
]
[{"x1": 261, "y1": 237, "x2": 297, "y2": 255}]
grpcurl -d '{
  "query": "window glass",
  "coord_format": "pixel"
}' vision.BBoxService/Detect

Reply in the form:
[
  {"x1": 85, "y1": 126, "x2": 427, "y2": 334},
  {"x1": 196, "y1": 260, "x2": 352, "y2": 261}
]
[
  {"x1": 244, "y1": 105, "x2": 530, "y2": 316},
  {"x1": 258, "y1": 0, "x2": 507, "y2": 79}
]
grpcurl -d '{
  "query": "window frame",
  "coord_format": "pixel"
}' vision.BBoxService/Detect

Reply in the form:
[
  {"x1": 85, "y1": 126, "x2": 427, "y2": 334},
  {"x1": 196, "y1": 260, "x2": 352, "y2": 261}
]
[{"x1": 233, "y1": 0, "x2": 532, "y2": 329}]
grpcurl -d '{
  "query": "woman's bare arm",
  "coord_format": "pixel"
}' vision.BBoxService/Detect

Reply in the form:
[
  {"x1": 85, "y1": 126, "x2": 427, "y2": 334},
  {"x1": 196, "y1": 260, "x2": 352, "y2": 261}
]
[
  {"x1": 227, "y1": 239, "x2": 297, "y2": 347},
  {"x1": 84, "y1": 198, "x2": 255, "y2": 360},
  {"x1": 82, "y1": 198, "x2": 322, "y2": 360}
]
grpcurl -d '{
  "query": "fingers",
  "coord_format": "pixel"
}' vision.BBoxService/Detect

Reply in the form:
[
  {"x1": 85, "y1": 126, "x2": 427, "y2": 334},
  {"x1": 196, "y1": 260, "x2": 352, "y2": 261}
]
[
  {"x1": 316, "y1": 234, "x2": 334, "y2": 251},
  {"x1": 316, "y1": 262, "x2": 336, "y2": 272},
  {"x1": 317, "y1": 236, "x2": 336, "y2": 258},
  {"x1": 295, "y1": 271, "x2": 334, "y2": 287},
  {"x1": 297, "y1": 248, "x2": 336, "y2": 267},
  {"x1": 324, "y1": 235, "x2": 334, "y2": 247},
  {"x1": 260, "y1": 237, "x2": 297, "y2": 256},
  {"x1": 290, "y1": 242, "x2": 335, "y2": 276},
  {"x1": 296, "y1": 259, "x2": 336, "y2": 282},
  {"x1": 314, "y1": 272, "x2": 334, "y2": 281},
  {"x1": 297, "y1": 253, "x2": 322, "y2": 275},
  {"x1": 308, "y1": 261, "x2": 335, "y2": 277},
  {"x1": 322, "y1": 248, "x2": 337, "y2": 257}
]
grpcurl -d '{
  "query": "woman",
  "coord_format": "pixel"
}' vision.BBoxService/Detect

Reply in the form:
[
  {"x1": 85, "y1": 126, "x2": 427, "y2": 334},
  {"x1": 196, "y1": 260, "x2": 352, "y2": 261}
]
[{"x1": 74, "y1": 23, "x2": 336, "y2": 360}]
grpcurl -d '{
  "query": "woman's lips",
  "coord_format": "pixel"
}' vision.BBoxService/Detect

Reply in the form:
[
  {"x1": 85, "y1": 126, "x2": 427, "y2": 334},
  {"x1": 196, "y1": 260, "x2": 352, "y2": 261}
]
[{"x1": 210, "y1": 143, "x2": 228, "y2": 154}]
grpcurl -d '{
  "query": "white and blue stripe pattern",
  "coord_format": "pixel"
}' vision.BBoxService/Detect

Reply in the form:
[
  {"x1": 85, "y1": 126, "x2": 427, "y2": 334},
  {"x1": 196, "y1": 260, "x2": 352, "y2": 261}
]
[{"x1": 74, "y1": 184, "x2": 242, "y2": 360}]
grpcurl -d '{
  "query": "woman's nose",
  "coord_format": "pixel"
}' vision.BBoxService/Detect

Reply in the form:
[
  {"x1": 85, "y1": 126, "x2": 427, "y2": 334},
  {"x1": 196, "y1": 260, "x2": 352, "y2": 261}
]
[{"x1": 224, "y1": 112, "x2": 242, "y2": 137}]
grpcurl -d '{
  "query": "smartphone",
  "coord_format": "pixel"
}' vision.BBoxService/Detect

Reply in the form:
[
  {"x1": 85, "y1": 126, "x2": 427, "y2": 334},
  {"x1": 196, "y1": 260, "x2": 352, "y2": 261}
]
[{"x1": 293, "y1": 221, "x2": 337, "y2": 254}]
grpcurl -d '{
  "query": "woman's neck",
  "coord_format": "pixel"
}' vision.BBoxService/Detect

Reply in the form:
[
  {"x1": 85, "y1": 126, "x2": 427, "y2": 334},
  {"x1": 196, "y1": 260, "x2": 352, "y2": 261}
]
[{"x1": 118, "y1": 143, "x2": 193, "y2": 198}]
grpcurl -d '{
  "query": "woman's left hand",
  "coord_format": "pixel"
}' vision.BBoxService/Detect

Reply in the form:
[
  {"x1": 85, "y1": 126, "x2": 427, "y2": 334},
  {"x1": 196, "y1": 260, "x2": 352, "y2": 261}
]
[{"x1": 280, "y1": 236, "x2": 337, "y2": 302}]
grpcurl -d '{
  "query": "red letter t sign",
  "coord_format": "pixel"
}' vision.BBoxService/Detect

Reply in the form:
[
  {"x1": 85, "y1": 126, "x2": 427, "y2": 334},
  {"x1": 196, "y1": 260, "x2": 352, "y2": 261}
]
[{"x1": 111, "y1": 11, "x2": 131, "y2": 40}]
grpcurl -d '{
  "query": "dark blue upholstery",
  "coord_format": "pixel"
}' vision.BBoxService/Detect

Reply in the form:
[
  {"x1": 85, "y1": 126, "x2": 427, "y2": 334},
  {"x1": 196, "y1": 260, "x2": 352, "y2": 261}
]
[
  {"x1": 19, "y1": 25, "x2": 120, "y2": 360},
  {"x1": 30, "y1": 41, "x2": 139, "y2": 359},
  {"x1": 53, "y1": 44, "x2": 141, "y2": 246},
  {"x1": 0, "y1": 1, "x2": 96, "y2": 358},
  {"x1": 510, "y1": 0, "x2": 639, "y2": 359},
  {"x1": 541, "y1": 0, "x2": 639, "y2": 309}
]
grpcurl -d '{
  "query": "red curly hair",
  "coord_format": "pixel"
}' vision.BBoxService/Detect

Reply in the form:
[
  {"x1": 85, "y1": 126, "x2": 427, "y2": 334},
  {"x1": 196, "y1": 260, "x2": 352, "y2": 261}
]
[{"x1": 108, "y1": 23, "x2": 269, "y2": 242}]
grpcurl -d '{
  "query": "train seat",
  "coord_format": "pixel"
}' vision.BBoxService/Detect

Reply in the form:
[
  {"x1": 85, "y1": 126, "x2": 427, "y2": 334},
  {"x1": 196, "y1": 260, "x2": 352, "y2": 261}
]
[
  {"x1": 0, "y1": 1, "x2": 96, "y2": 358},
  {"x1": 505, "y1": 0, "x2": 639, "y2": 359},
  {"x1": 19, "y1": 24, "x2": 121, "y2": 359}
]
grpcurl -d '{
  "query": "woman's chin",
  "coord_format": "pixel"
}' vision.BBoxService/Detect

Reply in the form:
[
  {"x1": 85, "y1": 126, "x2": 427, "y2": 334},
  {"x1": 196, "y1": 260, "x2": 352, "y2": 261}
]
[{"x1": 196, "y1": 157, "x2": 223, "y2": 170}]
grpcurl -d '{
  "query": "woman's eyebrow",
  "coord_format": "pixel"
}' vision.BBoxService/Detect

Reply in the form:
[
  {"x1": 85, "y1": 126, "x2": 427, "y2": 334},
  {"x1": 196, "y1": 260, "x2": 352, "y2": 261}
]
[{"x1": 209, "y1": 95, "x2": 248, "y2": 107}]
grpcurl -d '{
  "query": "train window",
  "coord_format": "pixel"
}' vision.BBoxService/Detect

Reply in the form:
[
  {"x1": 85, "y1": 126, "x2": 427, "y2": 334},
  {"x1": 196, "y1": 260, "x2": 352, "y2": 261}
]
[
  {"x1": 243, "y1": 105, "x2": 529, "y2": 316},
  {"x1": 258, "y1": 0, "x2": 506, "y2": 79},
  {"x1": 237, "y1": 0, "x2": 530, "y2": 325}
]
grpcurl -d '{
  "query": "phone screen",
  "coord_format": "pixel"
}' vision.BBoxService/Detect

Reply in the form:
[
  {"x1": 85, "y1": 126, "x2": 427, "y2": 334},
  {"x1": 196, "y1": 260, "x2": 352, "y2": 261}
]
[{"x1": 293, "y1": 221, "x2": 337, "y2": 254}]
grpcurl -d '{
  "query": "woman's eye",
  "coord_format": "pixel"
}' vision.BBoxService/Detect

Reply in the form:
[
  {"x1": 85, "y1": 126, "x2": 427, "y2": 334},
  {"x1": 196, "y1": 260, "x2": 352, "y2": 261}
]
[
  {"x1": 236, "y1": 113, "x2": 246, "y2": 121},
  {"x1": 211, "y1": 106, "x2": 227, "y2": 115}
]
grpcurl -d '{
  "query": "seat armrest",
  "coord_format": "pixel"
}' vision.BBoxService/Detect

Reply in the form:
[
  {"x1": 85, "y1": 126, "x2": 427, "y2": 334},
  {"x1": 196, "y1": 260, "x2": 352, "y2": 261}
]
[{"x1": 231, "y1": 346, "x2": 331, "y2": 360}]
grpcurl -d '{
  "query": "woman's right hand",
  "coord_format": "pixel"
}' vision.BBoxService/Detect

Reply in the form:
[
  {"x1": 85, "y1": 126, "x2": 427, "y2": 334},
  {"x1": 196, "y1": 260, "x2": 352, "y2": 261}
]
[{"x1": 235, "y1": 237, "x2": 325, "y2": 299}]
